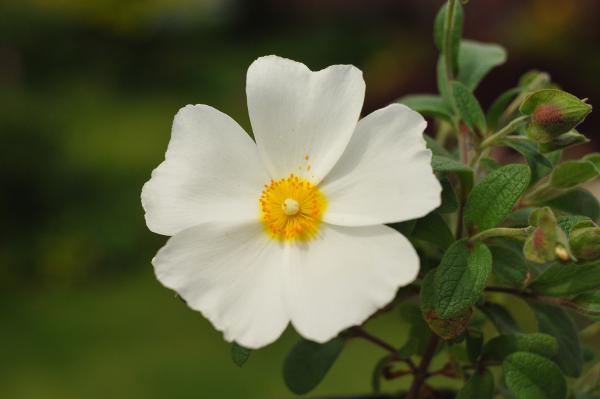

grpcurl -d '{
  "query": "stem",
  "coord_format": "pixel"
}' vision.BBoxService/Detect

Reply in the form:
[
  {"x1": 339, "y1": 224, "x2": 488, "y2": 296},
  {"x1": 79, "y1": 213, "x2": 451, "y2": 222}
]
[
  {"x1": 469, "y1": 227, "x2": 533, "y2": 243},
  {"x1": 406, "y1": 335, "x2": 439, "y2": 399},
  {"x1": 480, "y1": 115, "x2": 530, "y2": 148},
  {"x1": 351, "y1": 327, "x2": 416, "y2": 371}
]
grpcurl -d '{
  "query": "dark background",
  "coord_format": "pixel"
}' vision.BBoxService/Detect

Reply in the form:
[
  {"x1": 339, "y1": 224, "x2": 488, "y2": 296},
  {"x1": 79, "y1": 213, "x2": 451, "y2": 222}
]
[{"x1": 1, "y1": 0, "x2": 599, "y2": 397}]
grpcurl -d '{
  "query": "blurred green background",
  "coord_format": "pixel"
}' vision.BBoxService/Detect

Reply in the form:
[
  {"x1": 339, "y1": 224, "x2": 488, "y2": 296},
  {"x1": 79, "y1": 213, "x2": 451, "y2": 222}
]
[{"x1": 2, "y1": 0, "x2": 599, "y2": 397}]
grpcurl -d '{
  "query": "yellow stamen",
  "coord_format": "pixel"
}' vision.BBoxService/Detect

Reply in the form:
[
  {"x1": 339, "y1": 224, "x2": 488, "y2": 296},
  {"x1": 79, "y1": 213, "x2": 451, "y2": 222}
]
[{"x1": 259, "y1": 174, "x2": 326, "y2": 241}]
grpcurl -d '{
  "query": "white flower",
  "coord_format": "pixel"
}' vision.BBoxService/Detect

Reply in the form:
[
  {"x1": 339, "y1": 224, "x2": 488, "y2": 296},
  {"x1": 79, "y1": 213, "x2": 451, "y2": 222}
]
[{"x1": 141, "y1": 55, "x2": 441, "y2": 349}]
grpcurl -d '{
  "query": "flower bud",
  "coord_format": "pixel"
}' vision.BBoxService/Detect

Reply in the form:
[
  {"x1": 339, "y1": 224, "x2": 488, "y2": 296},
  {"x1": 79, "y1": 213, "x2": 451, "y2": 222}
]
[
  {"x1": 520, "y1": 89, "x2": 592, "y2": 143},
  {"x1": 570, "y1": 227, "x2": 600, "y2": 261},
  {"x1": 524, "y1": 207, "x2": 574, "y2": 263}
]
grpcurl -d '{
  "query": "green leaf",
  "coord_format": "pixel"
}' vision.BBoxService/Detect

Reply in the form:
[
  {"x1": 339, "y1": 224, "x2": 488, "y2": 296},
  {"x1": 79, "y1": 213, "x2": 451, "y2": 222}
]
[
  {"x1": 490, "y1": 245, "x2": 528, "y2": 288},
  {"x1": 424, "y1": 134, "x2": 452, "y2": 157},
  {"x1": 482, "y1": 333, "x2": 557, "y2": 361},
  {"x1": 439, "y1": 178, "x2": 459, "y2": 213},
  {"x1": 571, "y1": 291, "x2": 600, "y2": 321},
  {"x1": 371, "y1": 355, "x2": 393, "y2": 394},
  {"x1": 584, "y1": 152, "x2": 600, "y2": 170},
  {"x1": 501, "y1": 137, "x2": 553, "y2": 183},
  {"x1": 283, "y1": 338, "x2": 345, "y2": 394},
  {"x1": 573, "y1": 361, "x2": 600, "y2": 399},
  {"x1": 479, "y1": 301, "x2": 521, "y2": 333},
  {"x1": 412, "y1": 212, "x2": 454, "y2": 249},
  {"x1": 557, "y1": 215, "x2": 594, "y2": 236},
  {"x1": 465, "y1": 327, "x2": 483, "y2": 362},
  {"x1": 231, "y1": 342, "x2": 251, "y2": 367},
  {"x1": 434, "y1": 1, "x2": 463, "y2": 73},
  {"x1": 487, "y1": 87, "x2": 520, "y2": 129},
  {"x1": 479, "y1": 157, "x2": 501, "y2": 173},
  {"x1": 431, "y1": 154, "x2": 474, "y2": 194},
  {"x1": 503, "y1": 352, "x2": 567, "y2": 399},
  {"x1": 450, "y1": 80, "x2": 487, "y2": 133},
  {"x1": 398, "y1": 94, "x2": 453, "y2": 121},
  {"x1": 456, "y1": 369, "x2": 494, "y2": 399},
  {"x1": 388, "y1": 220, "x2": 417, "y2": 237},
  {"x1": 398, "y1": 302, "x2": 431, "y2": 357},
  {"x1": 531, "y1": 303, "x2": 582, "y2": 377},
  {"x1": 431, "y1": 154, "x2": 471, "y2": 173},
  {"x1": 457, "y1": 40, "x2": 507, "y2": 91},
  {"x1": 464, "y1": 164, "x2": 531, "y2": 234},
  {"x1": 529, "y1": 261, "x2": 600, "y2": 296},
  {"x1": 433, "y1": 240, "x2": 492, "y2": 318},
  {"x1": 546, "y1": 188, "x2": 600, "y2": 222},
  {"x1": 421, "y1": 270, "x2": 472, "y2": 339},
  {"x1": 539, "y1": 130, "x2": 589, "y2": 153},
  {"x1": 550, "y1": 160, "x2": 600, "y2": 189}
]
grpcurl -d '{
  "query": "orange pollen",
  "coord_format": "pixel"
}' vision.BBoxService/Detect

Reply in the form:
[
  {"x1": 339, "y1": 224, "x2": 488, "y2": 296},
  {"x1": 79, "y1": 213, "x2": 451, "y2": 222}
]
[{"x1": 259, "y1": 174, "x2": 326, "y2": 241}]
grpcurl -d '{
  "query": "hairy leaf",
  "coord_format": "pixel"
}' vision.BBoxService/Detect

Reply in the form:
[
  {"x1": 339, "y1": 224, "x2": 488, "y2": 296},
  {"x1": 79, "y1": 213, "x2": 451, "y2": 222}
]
[
  {"x1": 434, "y1": 1, "x2": 463, "y2": 74},
  {"x1": 490, "y1": 245, "x2": 528, "y2": 288},
  {"x1": 546, "y1": 188, "x2": 600, "y2": 222},
  {"x1": 421, "y1": 270, "x2": 472, "y2": 339},
  {"x1": 433, "y1": 240, "x2": 492, "y2": 318},
  {"x1": 458, "y1": 40, "x2": 507, "y2": 91},
  {"x1": 451, "y1": 80, "x2": 487, "y2": 133},
  {"x1": 531, "y1": 303, "x2": 582, "y2": 377},
  {"x1": 231, "y1": 342, "x2": 251, "y2": 367},
  {"x1": 398, "y1": 94, "x2": 453, "y2": 121},
  {"x1": 283, "y1": 338, "x2": 345, "y2": 394},
  {"x1": 482, "y1": 333, "x2": 557, "y2": 361},
  {"x1": 550, "y1": 160, "x2": 600, "y2": 189},
  {"x1": 529, "y1": 261, "x2": 600, "y2": 296},
  {"x1": 456, "y1": 369, "x2": 494, "y2": 399},
  {"x1": 464, "y1": 164, "x2": 531, "y2": 234},
  {"x1": 503, "y1": 352, "x2": 567, "y2": 399},
  {"x1": 479, "y1": 301, "x2": 521, "y2": 334},
  {"x1": 412, "y1": 212, "x2": 454, "y2": 250}
]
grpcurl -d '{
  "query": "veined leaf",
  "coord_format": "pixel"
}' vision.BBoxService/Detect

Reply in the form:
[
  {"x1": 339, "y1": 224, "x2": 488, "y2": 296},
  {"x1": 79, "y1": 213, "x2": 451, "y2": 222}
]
[
  {"x1": 550, "y1": 160, "x2": 600, "y2": 189},
  {"x1": 456, "y1": 369, "x2": 494, "y2": 399},
  {"x1": 421, "y1": 270, "x2": 472, "y2": 339},
  {"x1": 546, "y1": 188, "x2": 600, "y2": 222},
  {"x1": 433, "y1": 240, "x2": 492, "y2": 318},
  {"x1": 434, "y1": 1, "x2": 463, "y2": 73},
  {"x1": 412, "y1": 212, "x2": 454, "y2": 250},
  {"x1": 529, "y1": 261, "x2": 600, "y2": 296},
  {"x1": 531, "y1": 303, "x2": 582, "y2": 377},
  {"x1": 458, "y1": 40, "x2": 507, "y2": 91},
  {"x1": 231, "y1": 342, "x2": 251, "y2": 367},
  {"x1": 503, "y1": 352, "x2": 567, "y2": 399},
  {"x1": 482, "y1": 333, "x2": 557, "y2": 361},
  {"x1": 464, "y1": 164, "x2": 531, "y2": 234},
  {"x1": 283, "y1": 337, "x2": 345, "y2": 394},
  {"x1": 490, "y1": 245, "x2": 528, "y2": 288},
  {"x1": 451, "y1": 80, "x2": 487, "y2": 134},
  {"x1": 479, "y1": 301, "x2": 521, "y2": 334},
  {"x1": 398, "y1": 94, "x2": 453, "y2": 121}
]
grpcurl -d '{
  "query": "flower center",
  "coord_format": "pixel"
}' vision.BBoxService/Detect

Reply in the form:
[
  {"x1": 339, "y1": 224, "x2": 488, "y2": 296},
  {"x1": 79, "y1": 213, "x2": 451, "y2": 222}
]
[{"x1": 259, "y1": 174, "x2": 327, "y2": 241}]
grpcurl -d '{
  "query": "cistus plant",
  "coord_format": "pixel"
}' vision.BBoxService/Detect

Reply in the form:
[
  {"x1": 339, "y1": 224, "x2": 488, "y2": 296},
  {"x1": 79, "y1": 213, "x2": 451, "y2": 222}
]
[{"x1": 142, "y1": 1, "x2": 600, "y2": 398}]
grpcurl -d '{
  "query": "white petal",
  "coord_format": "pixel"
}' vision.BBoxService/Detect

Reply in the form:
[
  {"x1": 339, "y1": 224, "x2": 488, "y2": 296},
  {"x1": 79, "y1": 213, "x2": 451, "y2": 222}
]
[
  {"x1": 285, "y1": 224, "x2": 418, "y2": 343},
  {"x1": 320, "y1": 104, "x2": 441, "y2": 226},
  {"x1": 153, "y1": 222, "x2": 289, "y2": 349},
  {"x1": 141, "y1": 105, "x2": 269, "y2": 236},
  {"x1": 246, "y1": 55, "x2": 365, "y2": 183}
]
